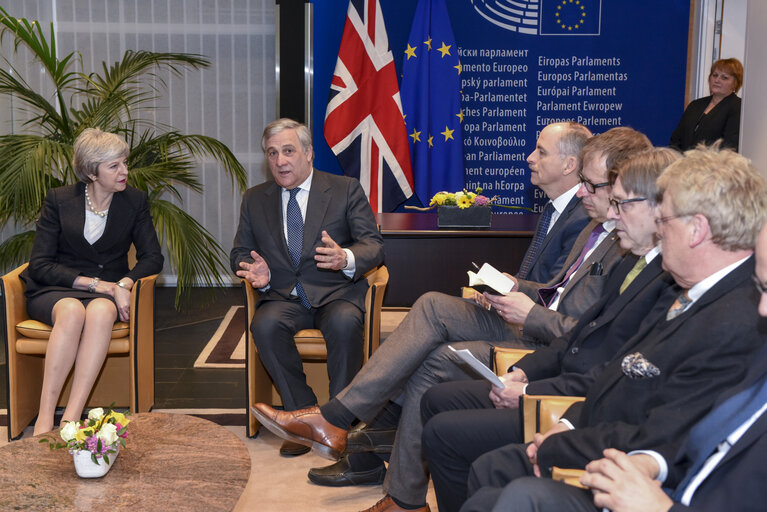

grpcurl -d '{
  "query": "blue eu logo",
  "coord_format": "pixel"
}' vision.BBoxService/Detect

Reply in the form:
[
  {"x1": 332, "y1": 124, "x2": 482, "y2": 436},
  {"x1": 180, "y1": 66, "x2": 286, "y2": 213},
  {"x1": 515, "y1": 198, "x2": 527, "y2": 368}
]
[
  {"x1": 540, "y1": 0, "x2": 601, "y2": 35},
  {"x1": 470, "y1": 0, "x2": 601, "y2": 36}
]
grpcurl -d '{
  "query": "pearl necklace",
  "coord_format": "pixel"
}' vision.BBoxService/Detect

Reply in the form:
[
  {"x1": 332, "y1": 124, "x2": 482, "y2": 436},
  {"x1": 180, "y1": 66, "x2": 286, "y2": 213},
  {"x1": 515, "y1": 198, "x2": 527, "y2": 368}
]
[{"x1": 85, "y1": 185, "x2": 108, "y2": 218}]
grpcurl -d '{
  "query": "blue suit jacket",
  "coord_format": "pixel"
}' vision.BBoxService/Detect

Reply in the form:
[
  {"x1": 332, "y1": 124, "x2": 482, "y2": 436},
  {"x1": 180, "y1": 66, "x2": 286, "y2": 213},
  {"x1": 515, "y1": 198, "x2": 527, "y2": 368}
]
[
  {"x1": 661, "y1": 344, "x2": 767, "y2": 512},
  {"x1": 522, "y1": 195, "x2": 589, "y2": 284}
]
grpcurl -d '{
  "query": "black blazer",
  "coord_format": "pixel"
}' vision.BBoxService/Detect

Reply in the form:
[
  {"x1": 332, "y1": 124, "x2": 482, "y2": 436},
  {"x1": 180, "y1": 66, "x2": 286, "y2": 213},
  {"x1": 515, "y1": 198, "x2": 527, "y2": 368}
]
[
  {"x1": 24, "y1": 182, "x2": 164, "y2": 298},
  {"x1": 521, "y1": 254, "x2": 675, "y2": 396},
  {"x1": 523, "y1": 195, "x2": 590, "y2": 284},
  {"x1": 669, "y1": 93, "x2": 741, "y2": 151},
  {"x1": 537, "y1": 257, "x2": 766, "y2": 474},
  {"x1": 230, "y1": 170, "x2": 384, "y2": 311}
]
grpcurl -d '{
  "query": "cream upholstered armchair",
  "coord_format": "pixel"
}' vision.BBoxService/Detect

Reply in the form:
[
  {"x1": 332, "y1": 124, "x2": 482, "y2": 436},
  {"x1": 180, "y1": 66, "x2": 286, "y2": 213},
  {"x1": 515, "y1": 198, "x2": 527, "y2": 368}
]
[
  {"x1": 1, "y1": 263, "x2": 157, "y2": 440},
  {"x1": 243, "y1": 265, "x2": 389, "y2": 437}
]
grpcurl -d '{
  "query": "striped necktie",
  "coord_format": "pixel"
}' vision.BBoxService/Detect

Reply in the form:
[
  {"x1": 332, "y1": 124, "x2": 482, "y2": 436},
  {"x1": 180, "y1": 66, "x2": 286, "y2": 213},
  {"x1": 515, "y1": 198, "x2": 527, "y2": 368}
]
[{"x1": 517, "y1": 201, "x2": 554, "y2": 279}]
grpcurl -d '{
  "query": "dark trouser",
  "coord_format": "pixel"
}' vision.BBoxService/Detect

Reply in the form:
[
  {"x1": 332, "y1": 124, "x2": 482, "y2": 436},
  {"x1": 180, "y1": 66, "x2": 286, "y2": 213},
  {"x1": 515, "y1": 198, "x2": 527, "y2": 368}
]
[
  {"x1": 420, "y1": 380, "x2": 526, "y2": 512},
  {"x1": 250, "y1": 298, "x2": 363, "y2": 410},
  {"x1": 462, "y1": 476, "x2": 597, "y2": 512}
]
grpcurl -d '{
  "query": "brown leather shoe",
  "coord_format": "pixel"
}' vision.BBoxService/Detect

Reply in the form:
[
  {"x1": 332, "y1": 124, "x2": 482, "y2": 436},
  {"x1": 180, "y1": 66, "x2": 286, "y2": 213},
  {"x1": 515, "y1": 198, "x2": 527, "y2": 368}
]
[
  {"x1": 251, "y1": 403, "x2": 347, "y2": 459},
  {"x1": 361, "y1": 495, "x2": 431, "y2": 512}
]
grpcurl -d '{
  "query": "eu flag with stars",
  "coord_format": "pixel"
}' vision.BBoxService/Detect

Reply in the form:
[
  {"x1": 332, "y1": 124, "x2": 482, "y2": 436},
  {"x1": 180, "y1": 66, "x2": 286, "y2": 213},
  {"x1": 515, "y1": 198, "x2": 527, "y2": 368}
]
[
  {"x1": 400, "y1": 0, "x2": 465, "y2": 207},
  {"x1": 540, "y1": 0, "x2": 602, "y2": 36}
]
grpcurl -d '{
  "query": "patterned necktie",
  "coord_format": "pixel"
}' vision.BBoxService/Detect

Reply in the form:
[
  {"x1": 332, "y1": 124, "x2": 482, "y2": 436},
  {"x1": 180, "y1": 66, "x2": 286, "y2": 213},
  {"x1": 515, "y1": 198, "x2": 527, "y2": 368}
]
[
  {"x1": 538, "y1": 223, "x2": 605, "y2": 306},
  {"x1": 517, "y1": 201, "x2": 554, "y2": 280},
  {"x1": 666, "y1": 290, "x2": 691, "y2": 321},
  {"x1": 287, "y1": 188, "x2": 311, "y2": 309},
  {"x1": 672, "y1": 373, "x2": 767, "y2": 500},
  {"x1": 619, "y1": 257, "x2": 648, "y2": 294}
]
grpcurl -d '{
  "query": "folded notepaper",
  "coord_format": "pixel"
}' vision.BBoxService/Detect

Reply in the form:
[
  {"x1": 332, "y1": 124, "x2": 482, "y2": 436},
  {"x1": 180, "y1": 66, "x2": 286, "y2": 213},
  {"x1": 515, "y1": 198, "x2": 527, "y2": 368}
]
[
  {"x1": 449, "y1": 345, "x2": 505, "y2": 388},
  {"x1": 467, "y1": 262, "x2": 515, "y2": 295}
]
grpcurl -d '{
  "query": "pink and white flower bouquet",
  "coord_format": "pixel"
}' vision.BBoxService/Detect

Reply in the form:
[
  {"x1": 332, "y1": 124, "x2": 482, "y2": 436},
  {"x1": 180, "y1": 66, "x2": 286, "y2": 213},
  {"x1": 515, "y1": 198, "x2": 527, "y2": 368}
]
[{"x1": 40, "y1": 406, "x2": 130, "y2": 466}]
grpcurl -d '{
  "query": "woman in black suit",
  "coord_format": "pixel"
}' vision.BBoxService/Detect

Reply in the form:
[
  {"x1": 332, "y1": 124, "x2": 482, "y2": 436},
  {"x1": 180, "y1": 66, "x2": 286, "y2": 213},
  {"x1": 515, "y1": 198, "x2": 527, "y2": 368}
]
[
  {"x1": 670, "y1": 58, "x2": 743, "y2": 152},
  {"x1": 22, "y1": 128, "x2": 164, "y2": 435}
]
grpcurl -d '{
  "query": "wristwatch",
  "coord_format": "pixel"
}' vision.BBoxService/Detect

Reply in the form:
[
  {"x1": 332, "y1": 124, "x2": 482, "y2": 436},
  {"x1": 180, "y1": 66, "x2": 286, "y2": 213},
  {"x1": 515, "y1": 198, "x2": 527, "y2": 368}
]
[{"x1": 88, "y1": 277, "x2": 100, "y2": 293}]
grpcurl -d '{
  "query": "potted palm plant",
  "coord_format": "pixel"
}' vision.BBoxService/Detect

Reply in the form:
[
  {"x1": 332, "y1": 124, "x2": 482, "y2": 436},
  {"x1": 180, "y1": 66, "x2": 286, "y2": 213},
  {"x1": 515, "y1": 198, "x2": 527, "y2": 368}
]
[{"x1": 0, "y1": 7, "x2": 248, "y2": 304}]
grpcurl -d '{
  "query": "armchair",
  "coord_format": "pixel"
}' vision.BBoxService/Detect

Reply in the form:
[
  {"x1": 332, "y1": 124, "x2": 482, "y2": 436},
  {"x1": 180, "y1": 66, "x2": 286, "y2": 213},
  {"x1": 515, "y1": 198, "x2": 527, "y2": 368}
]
[
  {"x1": 1, "y1": 263, "x2": 157, "y2": 440},
  {"x1": 243, "y1": 265, "x2": 389, "y2": 437}
]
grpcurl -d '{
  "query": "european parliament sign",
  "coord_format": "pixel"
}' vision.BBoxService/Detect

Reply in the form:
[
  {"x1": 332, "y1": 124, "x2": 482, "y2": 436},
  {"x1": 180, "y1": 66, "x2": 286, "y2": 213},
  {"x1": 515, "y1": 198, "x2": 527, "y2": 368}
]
[{"x1": 312, "y1": 0, "x2": 690, "y2": 213}]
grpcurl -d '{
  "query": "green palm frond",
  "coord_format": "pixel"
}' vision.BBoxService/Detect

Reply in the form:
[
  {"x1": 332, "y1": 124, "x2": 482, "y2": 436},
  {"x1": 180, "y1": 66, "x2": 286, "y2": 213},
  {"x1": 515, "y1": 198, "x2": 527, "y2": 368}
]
[
  {"x1": 83, "y1": 50, "x2": 209, "y2": 100},
  {"x1": 0, "y1": 230, "x2": 36, "y2": 273},
  {"x1": 149, "y1": 199, "x2": 231, "y2": 307},
  {"x1": 0, "y1": 135, "x2": 71, "y2": 224},
  {"x1": 0, "y1": 9, "x2": 247, "y2": 306}
]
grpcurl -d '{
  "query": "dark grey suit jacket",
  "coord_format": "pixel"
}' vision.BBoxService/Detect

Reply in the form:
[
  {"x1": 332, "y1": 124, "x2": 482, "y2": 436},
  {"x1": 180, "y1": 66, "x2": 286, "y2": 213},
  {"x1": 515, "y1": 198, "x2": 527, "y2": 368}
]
[
  {"x1": 230, "y1": 170, "x2": 384, "y2": 310},
  {"x1": 537, "y1": 257, "x2": 766, "y2": 474},
  {"x1": 516, "y1": 221, "x2": 627, "y2": 344},
  {"x1": 24, "y1": 182, "x2": 164, "y2": 298}
]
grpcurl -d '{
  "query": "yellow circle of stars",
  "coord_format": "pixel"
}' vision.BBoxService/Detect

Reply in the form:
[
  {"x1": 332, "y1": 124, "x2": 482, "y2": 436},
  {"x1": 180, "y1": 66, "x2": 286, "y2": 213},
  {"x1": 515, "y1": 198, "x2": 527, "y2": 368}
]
[{"x1": 555, "y1": 0, "x2": 587, "y2": 31}]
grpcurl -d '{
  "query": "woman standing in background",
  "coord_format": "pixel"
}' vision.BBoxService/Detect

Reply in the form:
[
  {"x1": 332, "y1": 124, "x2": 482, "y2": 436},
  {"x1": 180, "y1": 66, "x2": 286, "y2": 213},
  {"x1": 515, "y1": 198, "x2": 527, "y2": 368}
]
[{"x1": 670, "y1": 58, "x2": 743, "y2": 152}]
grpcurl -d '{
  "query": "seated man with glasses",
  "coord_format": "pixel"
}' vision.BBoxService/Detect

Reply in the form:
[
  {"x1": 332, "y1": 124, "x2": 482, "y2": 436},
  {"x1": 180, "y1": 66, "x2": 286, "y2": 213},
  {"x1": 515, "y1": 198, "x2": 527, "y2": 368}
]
[
  {"x1": 455, "y1": 144, "x2": 767, "y2": 512},
  {"x1": 420, "y1": 147, "x2": 679, "y2": 512}
]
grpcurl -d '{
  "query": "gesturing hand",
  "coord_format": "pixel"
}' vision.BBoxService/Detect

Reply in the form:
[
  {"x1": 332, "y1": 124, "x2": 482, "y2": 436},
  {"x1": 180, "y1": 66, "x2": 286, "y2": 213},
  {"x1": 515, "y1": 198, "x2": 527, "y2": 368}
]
[
  {"x1": 236, "y1": 250, "x2": 270, "y2": 288},
  {"x1": 315, "y1": 230, "x2": 348, "y2": 270}
]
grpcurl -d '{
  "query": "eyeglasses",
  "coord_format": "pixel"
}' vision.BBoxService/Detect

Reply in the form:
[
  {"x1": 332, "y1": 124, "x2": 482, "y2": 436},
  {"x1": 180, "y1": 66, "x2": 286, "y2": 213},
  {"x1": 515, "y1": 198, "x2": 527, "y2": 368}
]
[
  {"x1": 609, "y1": 196, "x2": 647, "y2": 214},
  {"x1": 578, "y1": 171, "x2": 610, "y2": 194},
  {"x1": 654, "y1": 214, "x2": 690, "y2": 227},
  {"x1": 753, "y1": 274, "x2": 767, "y2": 295}
]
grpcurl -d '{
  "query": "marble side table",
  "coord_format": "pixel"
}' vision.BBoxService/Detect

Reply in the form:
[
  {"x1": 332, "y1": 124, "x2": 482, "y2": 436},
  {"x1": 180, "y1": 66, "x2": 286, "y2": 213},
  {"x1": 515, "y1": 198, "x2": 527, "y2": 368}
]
[{"x1": 0, "y1": 412, "x2": 250, "y2": 511}]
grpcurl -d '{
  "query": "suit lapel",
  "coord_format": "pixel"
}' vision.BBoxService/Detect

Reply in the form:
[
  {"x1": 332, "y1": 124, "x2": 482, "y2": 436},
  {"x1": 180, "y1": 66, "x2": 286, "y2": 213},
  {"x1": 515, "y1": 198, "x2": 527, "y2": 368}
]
[
  {"x1": 589, "y1": 257, "x2": 755, "y2": 405},
  {"x1": 92, "y1": 190, "x2": 132, "y2": 252},
  {"x1": 536, "y1": 194, "x2": 579, "y2": 261},
  {"x1": 557, "y1": 229, "x2": 619, "y2": 304},
  {"x1": 601, "y1": 257, "x2": 664, "y2": 318},
  {"x1": 61, "y1": 184, "x2": 99, "y2": 257},
  {"x1": 545, "y1": 220, "x2": 598, "y2": 287},
  {"x1": 262, "y1": 182, "x2": 291, "y2": 261},
  {"x1": 302, "y1": 171, "x2": 332, "y2": 262}
]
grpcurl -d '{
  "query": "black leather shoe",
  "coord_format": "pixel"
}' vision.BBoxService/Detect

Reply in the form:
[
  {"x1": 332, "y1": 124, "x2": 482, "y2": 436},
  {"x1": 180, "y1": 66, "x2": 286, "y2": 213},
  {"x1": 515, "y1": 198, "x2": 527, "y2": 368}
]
[
  {"x1": 345, "y1": 427, "x2": 397, "y2": 454},
  {"x1": 308, "y1": 455, "x2": 386, "y2": 486},
  {"x1": 280, "y1": 440, "x2": 311, "y2": 456}
]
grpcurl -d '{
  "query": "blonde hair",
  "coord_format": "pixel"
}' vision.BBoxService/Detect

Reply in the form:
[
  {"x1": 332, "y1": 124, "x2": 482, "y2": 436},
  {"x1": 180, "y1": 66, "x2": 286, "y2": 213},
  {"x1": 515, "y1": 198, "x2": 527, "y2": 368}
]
[
  {"x1": 73, "y1": 128, "x2": 129, "y2": 183},
  {"x1": 657, "y1": 144, "x2": 767, "y2": 250}
]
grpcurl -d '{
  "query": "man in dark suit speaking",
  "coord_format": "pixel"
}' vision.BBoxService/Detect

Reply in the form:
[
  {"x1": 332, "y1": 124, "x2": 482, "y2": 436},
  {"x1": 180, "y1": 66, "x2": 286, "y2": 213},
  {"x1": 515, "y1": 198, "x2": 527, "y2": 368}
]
[{"x1": 230, "y1": 118, "x2": 384, "y2": 454}]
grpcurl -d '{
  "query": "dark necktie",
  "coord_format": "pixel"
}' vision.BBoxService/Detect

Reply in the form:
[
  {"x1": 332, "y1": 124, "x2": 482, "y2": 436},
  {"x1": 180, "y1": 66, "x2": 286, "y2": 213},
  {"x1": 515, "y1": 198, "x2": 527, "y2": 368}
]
[
  {"x1": 517, "y1": 201, "x2": 554, "y2": 280},
  {"x1": 672, "y1": 373, "x2": 767, "y2": 500},
  {"x1": 287, "y1": 188, "x2": 311, "y2": 309},
  {"x1": 538, "y1": 223, "x2": 605, "y2": 306}
]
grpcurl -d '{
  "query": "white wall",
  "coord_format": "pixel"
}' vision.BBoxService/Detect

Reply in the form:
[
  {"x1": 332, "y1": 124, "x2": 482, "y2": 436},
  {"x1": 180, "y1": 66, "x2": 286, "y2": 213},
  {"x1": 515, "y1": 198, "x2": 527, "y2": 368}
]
[
  {"x1": 740, "y1": 0, "x2": 767, "y2": 178},
  {"x1": 0, "y1": 0, "x2": 277, "y2": 284}
]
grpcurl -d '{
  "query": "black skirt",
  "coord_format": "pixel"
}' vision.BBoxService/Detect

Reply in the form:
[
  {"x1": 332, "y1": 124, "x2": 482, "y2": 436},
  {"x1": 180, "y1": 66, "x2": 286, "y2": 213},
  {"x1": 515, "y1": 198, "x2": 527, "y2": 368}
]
[{"x1": 26, "y1": 288, "x2": 118, "y2": 326}]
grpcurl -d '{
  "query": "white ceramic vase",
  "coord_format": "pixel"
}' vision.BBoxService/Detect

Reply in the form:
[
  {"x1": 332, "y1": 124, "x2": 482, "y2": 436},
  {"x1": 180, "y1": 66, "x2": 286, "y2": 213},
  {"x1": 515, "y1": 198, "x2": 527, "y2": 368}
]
[{"x1": 72, "y1": 445, "x2": 119, "y2": 478}]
